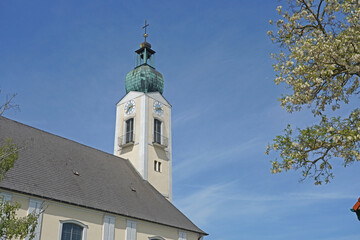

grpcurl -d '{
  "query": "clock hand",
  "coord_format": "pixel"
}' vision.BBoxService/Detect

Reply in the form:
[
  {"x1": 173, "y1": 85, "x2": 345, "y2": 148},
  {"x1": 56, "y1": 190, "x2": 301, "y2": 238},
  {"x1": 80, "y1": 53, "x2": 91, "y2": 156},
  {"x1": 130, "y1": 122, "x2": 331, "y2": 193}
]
[{"x1": 127, "y1": 105, "x2": 133, "y2": 113}]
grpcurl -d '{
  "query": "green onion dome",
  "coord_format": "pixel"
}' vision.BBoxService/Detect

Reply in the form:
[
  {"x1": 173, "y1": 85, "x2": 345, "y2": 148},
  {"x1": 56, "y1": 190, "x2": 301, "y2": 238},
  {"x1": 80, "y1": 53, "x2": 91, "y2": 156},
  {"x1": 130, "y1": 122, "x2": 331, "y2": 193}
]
[{"x1": 125, "y1": 64, "x2": 164, "y2": 94}]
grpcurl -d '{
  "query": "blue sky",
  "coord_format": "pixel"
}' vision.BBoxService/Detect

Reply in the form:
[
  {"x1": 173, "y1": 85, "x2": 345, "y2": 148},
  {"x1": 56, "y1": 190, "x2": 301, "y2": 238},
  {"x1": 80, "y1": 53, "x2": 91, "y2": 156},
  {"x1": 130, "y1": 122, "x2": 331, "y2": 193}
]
[{"x1": 1, "y1": 1, "x2": 359, "y2": 239}]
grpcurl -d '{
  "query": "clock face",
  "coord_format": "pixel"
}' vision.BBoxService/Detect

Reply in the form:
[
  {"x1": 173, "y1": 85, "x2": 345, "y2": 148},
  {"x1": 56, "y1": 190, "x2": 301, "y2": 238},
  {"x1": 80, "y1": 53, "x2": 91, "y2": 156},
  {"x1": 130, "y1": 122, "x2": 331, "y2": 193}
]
[
  {"x1": 153, "y1": 101, "x2": 164, "y2": 116},
  {"x1": 124, "y1": 100, "x2": 135, "y2": 115}
]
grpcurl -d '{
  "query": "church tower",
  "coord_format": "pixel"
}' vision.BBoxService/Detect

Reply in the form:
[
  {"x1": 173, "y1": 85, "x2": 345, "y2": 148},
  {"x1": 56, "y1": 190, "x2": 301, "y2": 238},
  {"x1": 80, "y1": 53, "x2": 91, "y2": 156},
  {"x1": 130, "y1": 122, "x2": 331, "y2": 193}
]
[{"x1": 114, "y1": 22, "x2": 172, "y2": 201}]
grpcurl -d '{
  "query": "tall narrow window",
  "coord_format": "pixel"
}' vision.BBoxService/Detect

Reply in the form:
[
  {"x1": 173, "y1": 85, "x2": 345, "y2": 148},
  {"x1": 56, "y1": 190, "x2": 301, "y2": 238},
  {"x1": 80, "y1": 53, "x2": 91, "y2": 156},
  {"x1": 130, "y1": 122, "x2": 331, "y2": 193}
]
[
  {"x1": 154, "y1": 119, "x2": 161, "y2": 144},
  {"x1": 178, "y1": 231, "x2": 187, "y2": 240},
  {"x1": 26, "y1": 199, "x2": 43, "y2": 240},
  {"x1": 154, "y1": 161, "x2": 161, "y2": 172},
  {"x1": 154, "y1": 160, "x2": 158, "y2": 171},
  {"x1": 0, "y1": 192, "x2": 12, "y2": 224},
  {"x1": 126, "y1": 220, "x2": 137, "y2": 240},
  {"x1": 0, "y1": 192, "x2": 11, "y2": 202},
  {"x1": 125, "y1": 118, "x2": 134, "y2": 143},
  {"x1": 103, "y1": 215, "x2": 115, "y2": 240}
]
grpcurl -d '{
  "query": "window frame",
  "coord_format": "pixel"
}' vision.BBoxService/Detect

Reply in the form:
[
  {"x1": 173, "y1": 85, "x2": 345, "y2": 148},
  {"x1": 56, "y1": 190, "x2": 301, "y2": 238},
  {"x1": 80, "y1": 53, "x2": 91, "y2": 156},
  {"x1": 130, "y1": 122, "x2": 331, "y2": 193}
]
[
  {"x1": 153, "y1": 118, "x2": 162, "y2": 144},
  {"x1": 58, "y1": 220, "x2": 88, "y2": 240},
  {"x1": 102, "y1": 215, "x2": 115, "y2": 240},
  {"x1": 158, "y1": 162, "x2": 161, "y2": 172},
  {"x1": 178, "y1": 231, "x2": 187, "y2": 240},
  {"x1": 26, "y1": 198, "x2": 44, "y2": 240},
  {"x1": 125, "y1": 118, "x2": 135, "y2": 144},
  {"x1": 0, "y1": 192, "x2": 12, "y2": 202},
  {"x1": 154, "y1": 160, "x2": 158, "y2": 171},
  {"x1": 126, "y1": 220, "x2": 137, "y2": 240},
  {"x1": 154, "y1": 160, "x2": 161, "y2": 172},
  {"x1": 0, "y1": 192, "x2": 12, "y2": 224}
]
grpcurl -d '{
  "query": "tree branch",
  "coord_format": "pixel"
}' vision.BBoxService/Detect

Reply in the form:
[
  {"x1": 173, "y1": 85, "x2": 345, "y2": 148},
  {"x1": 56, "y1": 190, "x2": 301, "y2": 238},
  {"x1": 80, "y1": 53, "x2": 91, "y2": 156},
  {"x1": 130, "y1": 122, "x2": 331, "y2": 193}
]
[
  {"x1": 300, "y1": 0, "x2": 327, "y2": 36},
  {"x1": 0, "y1": 91, "x2": 19, "y2": 116}
]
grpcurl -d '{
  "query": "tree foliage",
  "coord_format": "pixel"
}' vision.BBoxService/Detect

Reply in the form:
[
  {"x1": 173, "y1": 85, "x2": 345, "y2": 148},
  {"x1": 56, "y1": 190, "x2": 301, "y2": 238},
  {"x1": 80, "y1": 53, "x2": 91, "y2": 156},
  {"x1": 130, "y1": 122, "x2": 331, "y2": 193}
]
[
  {"x1": 266, "y1": 0, "x2": 360, "y2": 184},
  {"x1": 0, "y1": 199, "x2": 38, "y2": 239},
  {"x1": 0, "y1": 91, "x2": 39, "y2": 239},
  {"x1": 0, "y1": 139, "x2": 18, "y2": 182}
]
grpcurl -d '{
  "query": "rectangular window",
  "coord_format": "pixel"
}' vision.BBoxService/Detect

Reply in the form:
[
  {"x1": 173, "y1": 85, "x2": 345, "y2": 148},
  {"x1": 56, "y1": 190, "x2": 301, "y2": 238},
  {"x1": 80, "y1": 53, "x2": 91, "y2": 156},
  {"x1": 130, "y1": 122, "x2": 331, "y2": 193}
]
[
  {"x1": 126, "y1": 220, "x2": 137, "y2": 240},
  {"x1": 154, "y1": 119, "x2": 161, "y2": 144},
  {"x1": 179, "y1": 231, "x2": 187, "y2": 240},
  {"x1": 27, "y1": 199, "x2": 43, "y2": 240},
  {"x1": 154, "y1": 161, "x2": 161, "y2": 172},
  {"x1": 0, "y1": 192, "x2": 12, "y2": 224},
  {"x1": 103, "y1": 215, "x2": 115, "y2": 240},
  {"x1": 0, "y1": 192, "x2": 12, "y2": 202},
  {"x1": 125, "y1": 118, "x2": 134, "y2": 143}
]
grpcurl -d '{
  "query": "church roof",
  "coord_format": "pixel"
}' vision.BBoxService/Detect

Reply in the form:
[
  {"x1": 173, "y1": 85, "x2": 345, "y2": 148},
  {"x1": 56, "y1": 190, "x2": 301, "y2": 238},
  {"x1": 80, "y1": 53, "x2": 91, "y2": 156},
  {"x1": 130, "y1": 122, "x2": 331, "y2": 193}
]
[{"x1": 0, "y1": 117, "x2": 206, "y2": 235}]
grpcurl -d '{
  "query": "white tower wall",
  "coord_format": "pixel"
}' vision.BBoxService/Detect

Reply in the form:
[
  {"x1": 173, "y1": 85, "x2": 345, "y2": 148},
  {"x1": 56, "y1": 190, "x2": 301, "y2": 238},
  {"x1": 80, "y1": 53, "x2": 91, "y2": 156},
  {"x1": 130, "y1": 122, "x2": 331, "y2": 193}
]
[{"x1": 114, "y1": 91, "x2": 172, "y2": 201}]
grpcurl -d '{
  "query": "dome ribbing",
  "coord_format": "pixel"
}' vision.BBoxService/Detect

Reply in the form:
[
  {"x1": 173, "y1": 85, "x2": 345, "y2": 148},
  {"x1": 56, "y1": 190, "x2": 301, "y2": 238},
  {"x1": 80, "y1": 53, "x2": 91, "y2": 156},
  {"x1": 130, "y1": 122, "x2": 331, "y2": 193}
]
[{"x1": 125, "y1": 64, "x2": 164, "y2": 94}]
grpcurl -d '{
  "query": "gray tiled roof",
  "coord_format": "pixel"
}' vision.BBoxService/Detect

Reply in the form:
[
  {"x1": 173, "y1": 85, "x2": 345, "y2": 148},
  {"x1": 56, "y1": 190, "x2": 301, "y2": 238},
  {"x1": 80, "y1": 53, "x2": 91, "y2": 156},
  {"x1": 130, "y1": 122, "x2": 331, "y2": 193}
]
[{"x1": 0, "y1": 117, "x2": 206, "y2": 235}]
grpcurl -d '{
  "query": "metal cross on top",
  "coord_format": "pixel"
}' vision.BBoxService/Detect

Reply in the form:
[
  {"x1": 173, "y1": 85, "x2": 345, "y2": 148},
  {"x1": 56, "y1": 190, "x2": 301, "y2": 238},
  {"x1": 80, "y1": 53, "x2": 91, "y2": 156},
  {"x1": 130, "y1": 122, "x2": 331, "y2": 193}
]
[{"x1": 142, "y1": 20, "x2": 149, "y2": 42}]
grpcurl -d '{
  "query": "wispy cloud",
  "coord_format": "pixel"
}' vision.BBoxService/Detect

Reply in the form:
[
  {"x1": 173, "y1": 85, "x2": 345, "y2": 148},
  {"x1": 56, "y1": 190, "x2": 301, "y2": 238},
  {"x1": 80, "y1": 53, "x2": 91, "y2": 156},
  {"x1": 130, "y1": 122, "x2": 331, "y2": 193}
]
[
  {"x1": 175, "y1": 181, "x2": 355, "y2": 227},
  {"x1": 173, "y1": 137, "x2": 261, "y2": 180},
  {"x1": 172, "y1": 106, "x2": 209, "y2": 128},
  {"x1": 175, "y1": 182, "x2": 234, "y2": 226}
]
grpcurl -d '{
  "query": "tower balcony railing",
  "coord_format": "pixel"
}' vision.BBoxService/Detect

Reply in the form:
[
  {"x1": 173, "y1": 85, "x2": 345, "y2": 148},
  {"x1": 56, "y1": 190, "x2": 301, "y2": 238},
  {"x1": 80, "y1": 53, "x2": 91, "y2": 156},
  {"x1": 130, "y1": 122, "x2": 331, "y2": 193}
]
[
  {"x1": 153, "y1": 132, "x2": 168, "y2": 148},
  {"x1": 118, "y1": 132, "x2": 135, "y2": 147}
]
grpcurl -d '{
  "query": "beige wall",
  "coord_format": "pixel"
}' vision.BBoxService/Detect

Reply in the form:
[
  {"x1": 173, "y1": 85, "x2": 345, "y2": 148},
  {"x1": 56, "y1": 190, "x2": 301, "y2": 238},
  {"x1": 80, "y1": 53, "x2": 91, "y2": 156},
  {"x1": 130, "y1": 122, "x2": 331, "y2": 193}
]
[
  {"x1": 1, "y1": 190, "x2": 203, "y2": 240},
  {"x1": 147, "y1": 97, "x2": 170, "y2": 198}
]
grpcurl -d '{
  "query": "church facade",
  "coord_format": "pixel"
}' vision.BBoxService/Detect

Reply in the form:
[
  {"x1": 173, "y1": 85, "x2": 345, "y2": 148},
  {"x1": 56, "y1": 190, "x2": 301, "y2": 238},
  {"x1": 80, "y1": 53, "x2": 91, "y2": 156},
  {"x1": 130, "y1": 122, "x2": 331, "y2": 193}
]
[{"x1": 0, "y1": 34, "x2": 207, "y2": 240}]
